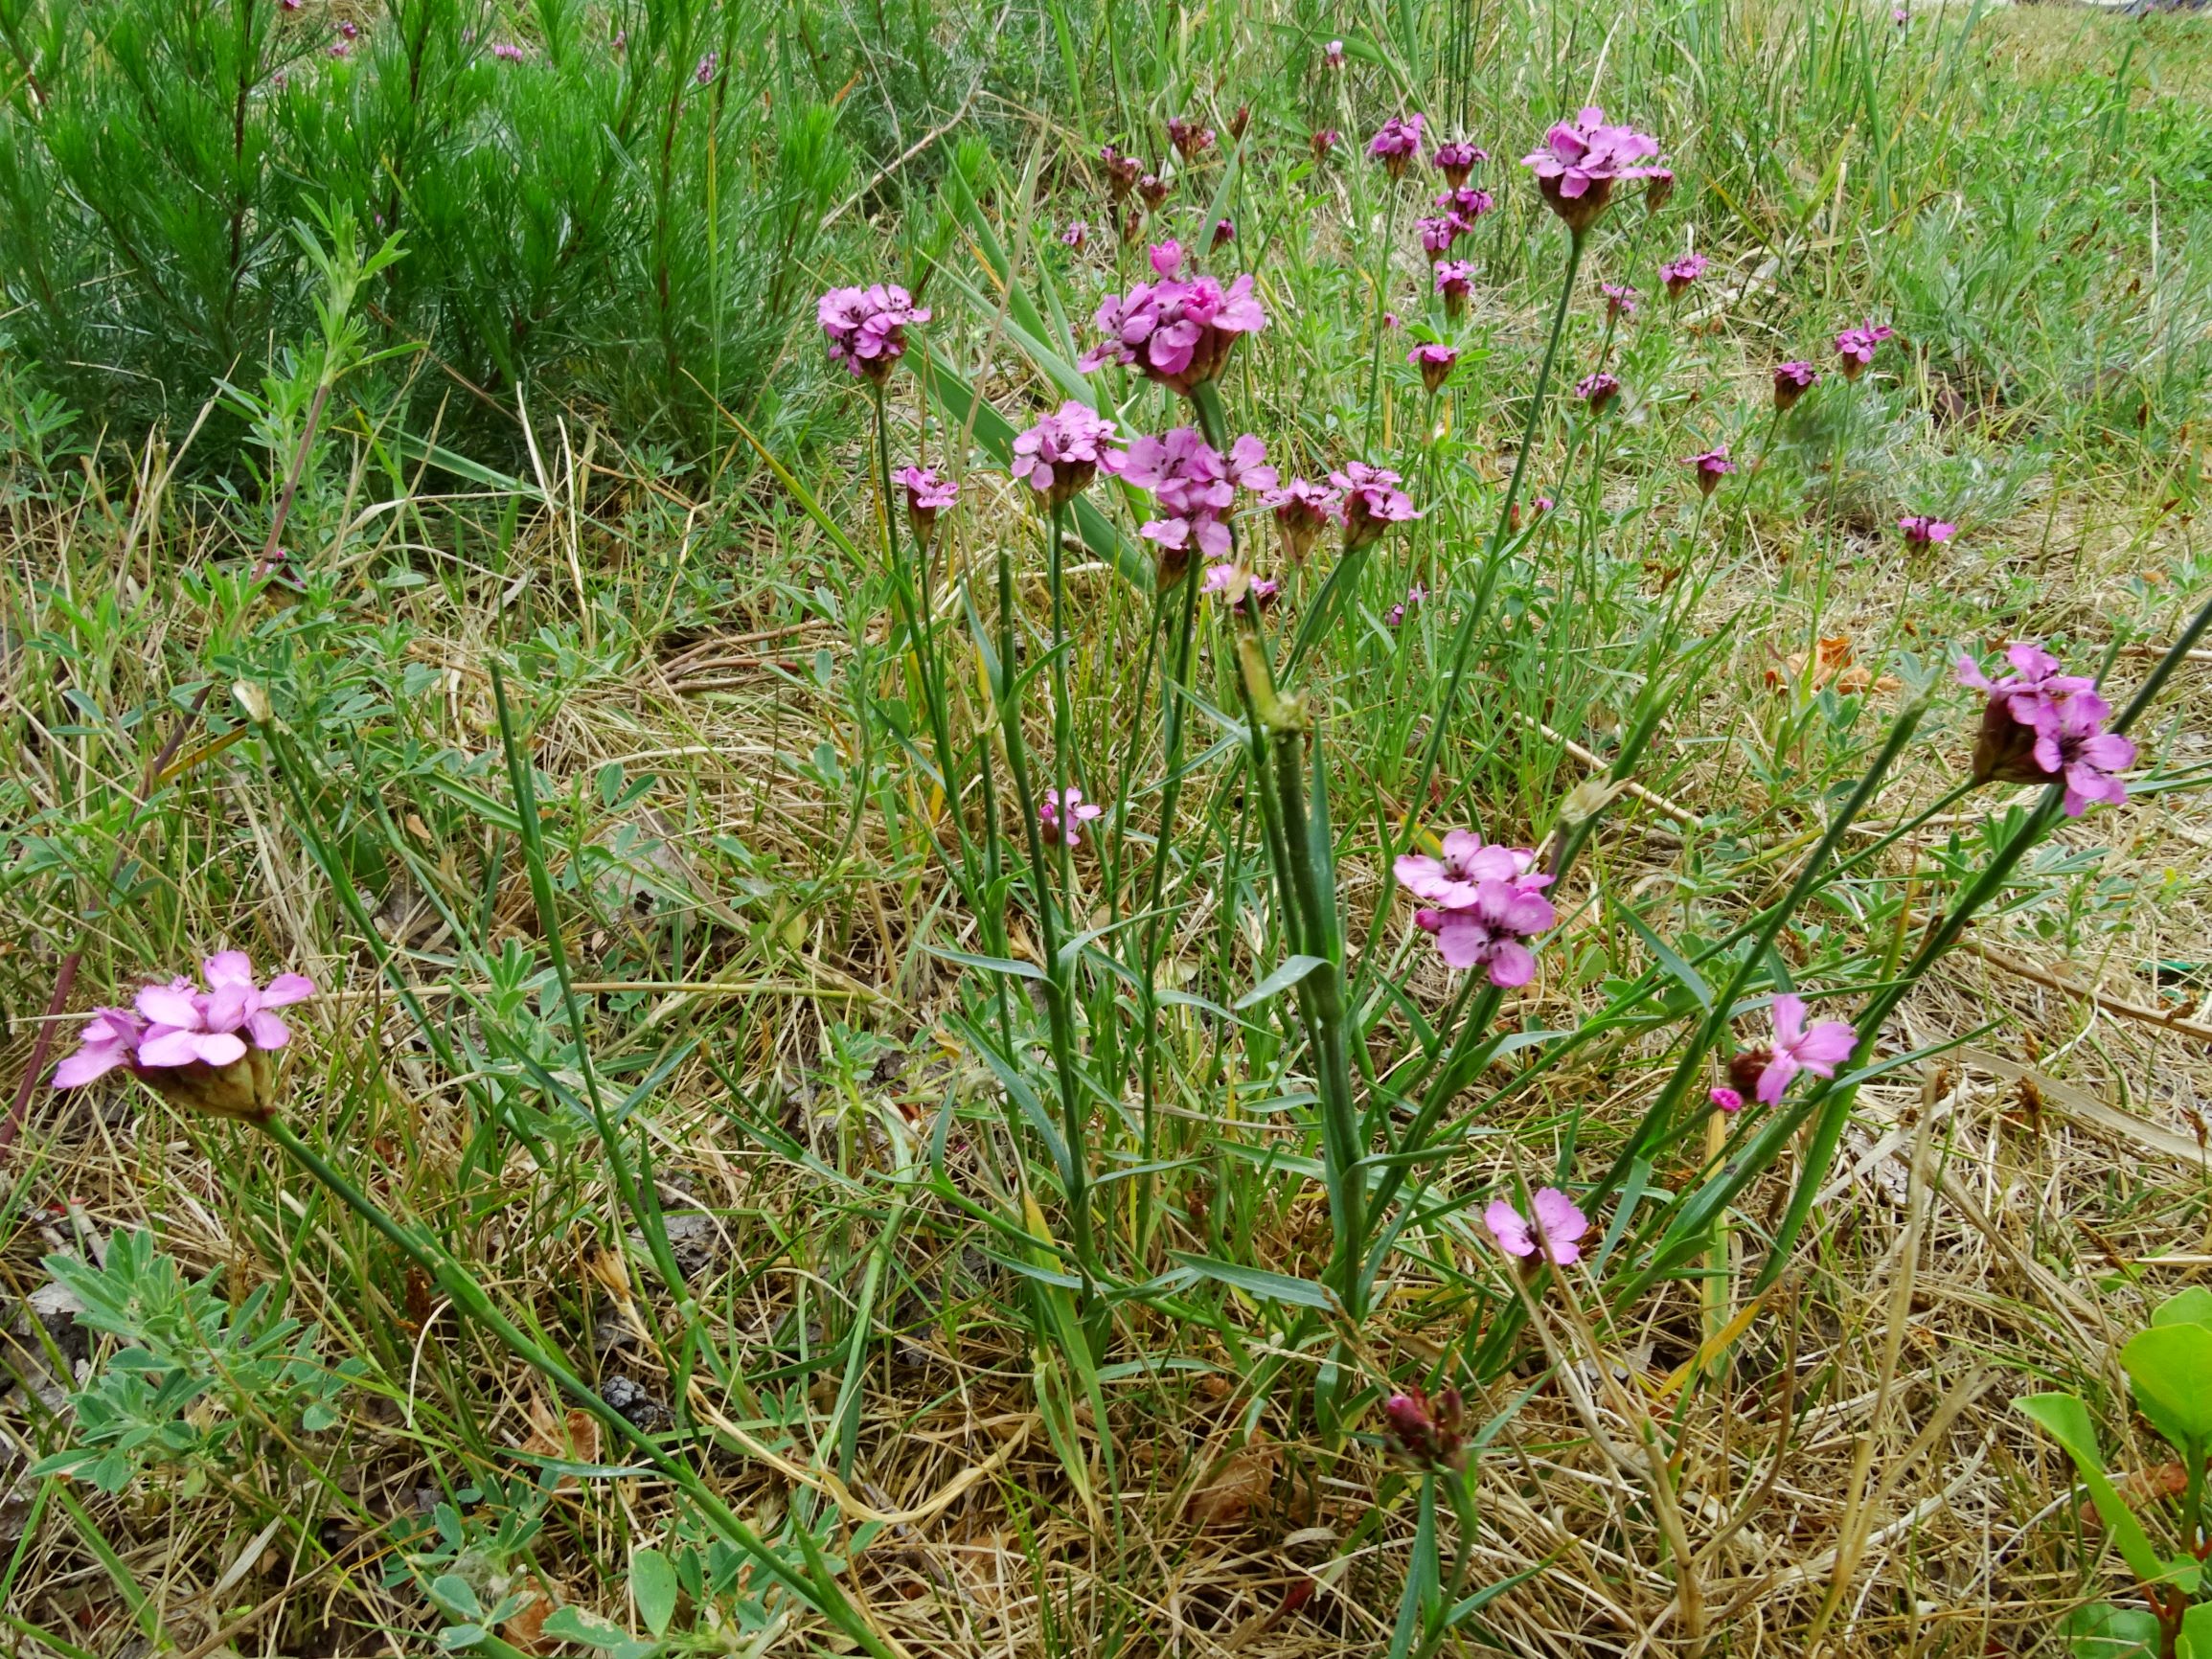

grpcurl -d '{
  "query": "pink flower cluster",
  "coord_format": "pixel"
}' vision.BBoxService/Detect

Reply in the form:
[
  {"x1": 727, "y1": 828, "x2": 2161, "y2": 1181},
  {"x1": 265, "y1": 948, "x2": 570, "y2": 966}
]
[
  {"x1": 1773, "y1": 360, "x2": 1819, "y2": 409},
  {"x1": 1522, "y1": 106, "x2": 1664, "y2": 227},
  {"x1": 1406, "y1": 341, "x2": 1459, "y2": 393},
  {"x1": 1079, "y1": 241, "x2": 1266, "y2": 395},
  {"x1": 1262, "y1": 477, "x2": 1343, "y2": 561},
  {"x1": 1010, "y1": 402, "x2": 1122, "y2": 507},
  {"x1": 898, "y1": 466, "x2": 957, "y2": 543},
  {"x1": 1958, "y1": 643, "x2": 2134, "y2": 814},
  {"x1": 1433, "y1": 261, "x2": 1475, "y2": 314},
  {"x1": 1898, "y1": 514, "x2": 1955, "y2": 546},
  {"x1": 1577, "y1": 371, "x2": 1622, "y2": 414},
  {"x1": 55, "y1": 954, "x2": 316, "y2": 1087},
  {"x1": 1397, "y1": 830, "x2": 1556, "y2": 986},
  {"x1": 1333, "y1": 463, "x2": 1421, "y2": 549},
  {"x1": 1115, "y1": 427, "x2": 1276, "y2": 563},
  {"x1": 817, "y1": 284, "x2": 930, "y2": 380},
  {"x1": 1369, "y1": 114, "x2": 1426, "y2": 177},
  {"x1": 1432, "y1": 140, "x2": 1488, "y2": 186},
  {"x1": 1835, "y1": 320, "x2": 1895, "y2": 377},
  {"x1": 1603, "y1": 282, "x2": 1640, "y2": 319},
  {"x1": 1659, "y1": 252, "x2": 1708, "y2": 295}
]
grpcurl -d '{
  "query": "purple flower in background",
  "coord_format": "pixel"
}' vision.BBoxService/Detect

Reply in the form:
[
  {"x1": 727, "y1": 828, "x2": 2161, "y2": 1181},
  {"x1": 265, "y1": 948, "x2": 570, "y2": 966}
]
[
  {"x1": 1684, "y1": 444, "x2": 1735, "y2": 495},
  {"x1": 1332, "y1": 462, "x2": 1420, "y2": 549},
  {"x1": 1311, "y1": 128, "x2": 1341, "y2": 160},
  {"x1": 1384, "y1": 582, "x2": 1426, "y2": 627},
  {"x1": 51, "y1": 1008, "x2": 147, "y2": 1088},
  {"x1": 1382, "y1": 1383, "x2": 1466, "y2": 1469},
  {"x1": 611, "y1": 28, "x2": 626, "y2": 51},
  {"x1": 1369, "y1": 113, "x2": 1426, "y2": 179},
  {"x1": 1038, "y1": 788, "x2": 1104, "y2": 847},
  {"x1": 1323, "y1": 37, "x2": 1346, "y2": 67},
  {"x1": 1079, "y1": 240, "x2": 1267, "y2": 395},
  {"x1": 1659, "y1": 251, "x2": 1709, "y2": 296},
  {"x1": 1485, "y1": 1188, "x2": 1588, "y2": 1264},
  {"x1": 1211, "y1": 216, "x2": 1236, "y2": 250},
  {"x1": 1138, "y1": 172, "x2": 1170, "y2": 210},
  {"x1": 1168, "y1": 116, "x2": 1215, "y2": 160},
  {"x1": 1898, "y1": 514, "x2": 1955, "y2": 546},
  {"x1": 338, "y1": 19, "x2": 358, "y2": 37},
  {"x1": 1645, "y1": 167, "x2": 1676, "y2": 212},
  {"x1": 1433, "y1": 139, "x2": 1488, "y2": 187},
  {"x1": 1773, "y1": 360, "x2": 1819, "y2": 410},
  {"x1": 1603, "y1": 282, "x2": 1640, "y2": 319},
  {"x1": 1062, "y1": 219, "x2": 1089, "y2": 251},
  {"x1": 1383, "y1": 310, "x2": 1402, "y2": 330},
  {"x1": 1263, "y1": 477, "x2": 1343, "y2": 562},
  {"x1": 1576, "y1": 371, "x2": 1622, "y2": 414},
  {"x1": 328, "y1": 39, "x2": 351, "y2": 57},
  {"x1": 1417, "y1": 215, "x2": 1465, "y2": 261},
  {"x1": 1407, "y1": 341, "x2": 1460, "y2": 394},
  {"x1": 1400, "y1": 830, "x2": 1554, "y2": 985},
  {"x1": 1010, "y1": 401, "x2": 1123, "y2": 507},
  {"x1": 1433, "y1": 260, "x2": 1475, "y2": 316},
  {"x1": 1748, "y1": 995, "x2": 1857, "y2": 1104},
  {"x1": 694, "y1": 49, "x2": 717, "y2": 83},
  {"x1": 1710, "y1": 1086, "x2": 1745, "y2": 1114},
  {"x1": 899, "y1": 466, "x2": 957, "y2": 545},
  {"x1": 1436, "y1": 185, "x2": 1494, "y2": 221},
  {"x1": 1834, "y1": 320, "x2": 1895, "y2": 378},
  {"x1": 1521, "y1": 106, "x2": 1664, "y2": 231},
  {"x1": 490, "y1": 41, "x2": 524, "y2": 60},
  {"x1": 1101, "y1": 146, "x2": 1141, "y2": 201},
  {"x1": 818, "y1": 284, "x2": 929, "y2": 381}
]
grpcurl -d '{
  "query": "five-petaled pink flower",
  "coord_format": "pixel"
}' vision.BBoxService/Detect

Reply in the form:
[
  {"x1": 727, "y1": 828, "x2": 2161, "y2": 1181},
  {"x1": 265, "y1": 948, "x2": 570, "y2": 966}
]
[
  {"x1": 1061, "y1": 219, "x2": 1088, "y2": 251},
  {"x1": 1038, "y1": 788, "x2": 1104, "y2": 847},
  {"x1": 1311, "y1": 128, "x2": 1341, "y2": 160},
  {"x1": 1010, "y1": 401, "x2": 1122, "y2": 507},
  {"x1": 1323, "y1": 38, "x2": 1346, "y2": 67},
  {"x1": 1898, "y1": 514, "x2": 1955, "y2": 546},
  {"x1": 1958, "y1": 645, "x2": 2135, "y2": 813},
  {"x1": 2038, "y1": 692, "x2": 2136, "y2": 815},
  {"x1": 1399, "y1": 830, "x2": 1554, "y2": 985},
  {"x1": 1079, "y1": 240, "x2": 1267, "y2": 395},
  {"x1": 1407, "y1": 342, "x2": 1460, "y2": 393},
  {"x1": 1603, "y1": 282, "x2": 1640, "y2": 319},
  {"x1": 1521, "y1": 106, "x2": 1665, "y2": 230},
  {"x1": 1369, "y1": 114, "x2": 1426, "y2": 178},
  {"x1": 1659, "y1": 252, "x2": 1708, "y2": 295},
  {"x1": 1485, "y1": 1187, "x2": 1588, "y2": 1264},
  {"x1": 1436, "y1": 185, "x2": 1494, "y2": 222},
  {"x1": 818, "y1": 284, "x2": 930, "y2": 380},
  {"x1": 1834, "y1": 320, "x2": 1894, "y2": 377},
  {"x1": 1385, "y1": 582, "x2": 1427, "y2": 627},
  {"x1": 1685, "y1": 445, "x2": 1735, "y2": 495},
  {"x1": 1773, "y1": 360, "x2": 1819, "y2": 409},
  {"x1": 1417, "y1": 215, "x2": 1465, "y2": 261},
  {"x1": 1746, "y1": 995, "x2": 1857, "y2": 1103}
]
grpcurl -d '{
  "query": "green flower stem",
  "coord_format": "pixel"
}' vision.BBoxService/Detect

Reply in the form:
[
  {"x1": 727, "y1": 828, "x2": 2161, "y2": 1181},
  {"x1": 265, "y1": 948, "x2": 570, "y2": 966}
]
[
  {"x1": 255, "y1": 1114, "x2": 905, "y2": 1659},
  {"x1": 1232, "y1": 610, "x2": 1366, "y2": 1314},
  {"x1": 993, "y1": 530, "x2": 1099, "y2": 1295},
  {"x1": 1047, "y1": 499, "x2": 1077, "y2": 900},
  {"x1": 1360, "y1": 182, "x2": 1406, "y2": 450}
]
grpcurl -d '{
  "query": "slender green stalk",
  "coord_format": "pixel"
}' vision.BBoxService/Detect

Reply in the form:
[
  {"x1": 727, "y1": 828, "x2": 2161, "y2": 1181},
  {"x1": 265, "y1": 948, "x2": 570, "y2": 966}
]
[{"x1": 1360, "y1": 183, "x2": 1407, "y2": 450}]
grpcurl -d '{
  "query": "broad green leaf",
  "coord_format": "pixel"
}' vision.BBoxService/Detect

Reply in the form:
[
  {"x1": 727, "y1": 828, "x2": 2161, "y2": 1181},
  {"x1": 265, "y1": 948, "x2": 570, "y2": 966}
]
[
  {"x1": 630, "y1": 1547, "x2": 678, "y2": 1637},
  {"x1": 541, "y1": 1605, "x2": 637, "y2": 1650},
  {"x1": 2061, "y1": 1602, "x2": 2161, "y2": 1659},
  {"x1": 430, "y1": 1574, "x2": 484, "y2": 1623},
  {"x1": 1235, "y1": 954, "x2": 1327, "y2": 1011},
  {"x1": 2119, "y1": 1323, "x2": 2212, "y2": 1445},
  {"x1": 2013, "y1": 1395, "x2": 2165, "y2": 1586},
  {"x1": 2152, "y1": 1286, "x2": 2212, "y2": 1330},
  {"x1": 2178, "y1": 1601, "x2": 2212, "y2": 1659}
]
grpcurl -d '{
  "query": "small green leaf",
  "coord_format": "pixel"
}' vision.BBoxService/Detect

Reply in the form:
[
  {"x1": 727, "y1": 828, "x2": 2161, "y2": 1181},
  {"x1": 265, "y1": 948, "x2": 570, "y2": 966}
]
[
  {"x1": 921, "y1": 943, "x2": 1044, "y2": 981},
  {"x1": 430, "y1": 1574, "x2": 484, "y2": 1623},
  {"x1": 436, "y1": 1624, "x2": 488, "y2": 1649},
  {"x1": 2120, "y1": 1323, "x2": 2212, "y2": 1444},
  {"x1": 631, "y1": 1547, "x2": 678, "y2": 1636},
  {"x1": 1235, "y1": 954, "x2": 1326, "y2": 1010},
  {"x1": 541, "y1": 1605, "x2": 633, "y2": 1648}
]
